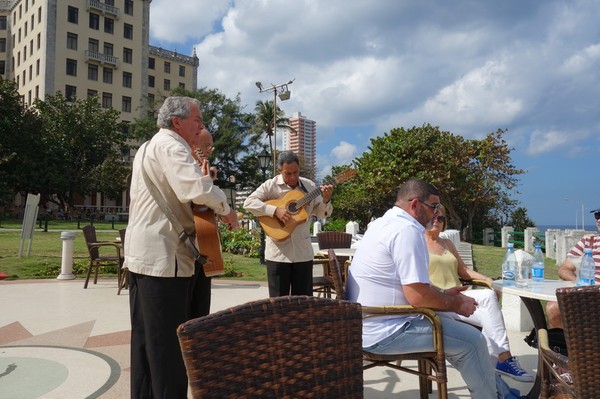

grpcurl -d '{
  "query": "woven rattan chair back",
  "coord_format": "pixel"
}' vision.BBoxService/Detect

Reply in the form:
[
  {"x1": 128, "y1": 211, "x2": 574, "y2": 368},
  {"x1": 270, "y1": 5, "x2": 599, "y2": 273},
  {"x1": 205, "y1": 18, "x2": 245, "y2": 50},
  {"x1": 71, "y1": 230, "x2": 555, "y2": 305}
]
[
  {"x1": 177, "y1": 296, "x2": 364, "y2": 399},
  {"x1": 328, "y1": 248, "x2": 346, "y2": 300},
  {"x1": 317, "y1": 231, "x2": 352, "y2": 249},
  {"x1": 555, "y1": 285, "x2": 600, "y2": 398}
]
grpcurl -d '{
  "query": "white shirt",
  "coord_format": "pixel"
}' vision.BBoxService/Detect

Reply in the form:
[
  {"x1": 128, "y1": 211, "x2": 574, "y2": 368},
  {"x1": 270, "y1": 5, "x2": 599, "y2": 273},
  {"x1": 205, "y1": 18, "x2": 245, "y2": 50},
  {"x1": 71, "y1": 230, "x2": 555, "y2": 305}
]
[
  {"x1": 243, "y1": 174, "x2": 333, "y2": 263},
  {"x1": 346, "y1": 206, "x2": 430, "y2": 347},
  {"x1": 124, "y1": 129, "x2": 230, "y2": 277}
]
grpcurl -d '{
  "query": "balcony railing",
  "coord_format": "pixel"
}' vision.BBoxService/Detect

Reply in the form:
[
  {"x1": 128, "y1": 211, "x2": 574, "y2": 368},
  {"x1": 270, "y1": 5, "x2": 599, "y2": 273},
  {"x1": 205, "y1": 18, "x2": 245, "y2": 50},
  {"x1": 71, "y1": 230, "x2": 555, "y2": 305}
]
[
  {"x1": 86, "y1": 0, "x2": 120, "y2": 19},
  {"x1": 85, "y1": 50, "x2": 119, "y2": 68}
]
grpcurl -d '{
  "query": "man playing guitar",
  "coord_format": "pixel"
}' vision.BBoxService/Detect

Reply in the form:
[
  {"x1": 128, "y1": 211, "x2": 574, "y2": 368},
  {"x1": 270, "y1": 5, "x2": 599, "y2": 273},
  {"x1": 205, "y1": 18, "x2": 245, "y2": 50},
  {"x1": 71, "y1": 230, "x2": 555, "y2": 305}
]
[
  {"x1": 188, "y1": 128, "x2": 238, "y2": 318},
  {"x1": 244, "y1": 150, "x2": 333, "y2": 297}
]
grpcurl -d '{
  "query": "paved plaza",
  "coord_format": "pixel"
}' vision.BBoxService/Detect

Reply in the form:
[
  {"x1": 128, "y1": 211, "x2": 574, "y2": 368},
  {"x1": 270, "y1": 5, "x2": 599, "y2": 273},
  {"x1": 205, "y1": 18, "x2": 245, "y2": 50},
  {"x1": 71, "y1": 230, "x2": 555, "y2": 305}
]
[{"x1": 0, "y1": 278, "x2": 537, "y2": 398}]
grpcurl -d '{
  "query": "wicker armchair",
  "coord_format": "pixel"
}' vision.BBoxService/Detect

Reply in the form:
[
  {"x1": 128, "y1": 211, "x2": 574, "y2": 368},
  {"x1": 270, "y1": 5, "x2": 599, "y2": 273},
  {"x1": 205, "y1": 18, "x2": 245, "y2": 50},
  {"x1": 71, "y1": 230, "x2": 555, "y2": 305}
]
[
  {"x1": 314, "y1": 232, "x2": 353, "y2": 297},
  {"x1": 333, "y1": 250, "x2": 448, "y2": 399},
  {"x1": 177, "y1": 296, "x2": 364, "y2": 399},
  {"x1": 82, "y1": 225, "x2": 122, "y2": 290},
  {"x1": 539, "y1": 285, "x2": 600, "y2": 399}
]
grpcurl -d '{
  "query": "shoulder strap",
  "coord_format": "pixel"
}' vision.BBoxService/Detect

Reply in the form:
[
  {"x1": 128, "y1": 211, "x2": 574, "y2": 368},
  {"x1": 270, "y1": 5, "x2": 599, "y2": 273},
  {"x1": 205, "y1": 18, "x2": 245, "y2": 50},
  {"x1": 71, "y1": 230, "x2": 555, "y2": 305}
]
[{"x1": 140, "y1": 143, "x2": 206, "y2": 265}]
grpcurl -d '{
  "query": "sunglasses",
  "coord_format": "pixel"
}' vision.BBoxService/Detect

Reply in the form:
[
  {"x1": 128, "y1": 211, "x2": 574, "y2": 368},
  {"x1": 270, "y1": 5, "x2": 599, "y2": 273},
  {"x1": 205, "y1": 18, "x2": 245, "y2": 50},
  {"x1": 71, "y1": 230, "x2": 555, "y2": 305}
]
[
  {"x1": 418, "y1": 199, "x2": 442, "y2": 213},
  {"x1": 595, "y1": 212, "x2": 600, "y2": 220},
  {"x1": 434, "y1": 215, "x2": 446, "y2": 223}
]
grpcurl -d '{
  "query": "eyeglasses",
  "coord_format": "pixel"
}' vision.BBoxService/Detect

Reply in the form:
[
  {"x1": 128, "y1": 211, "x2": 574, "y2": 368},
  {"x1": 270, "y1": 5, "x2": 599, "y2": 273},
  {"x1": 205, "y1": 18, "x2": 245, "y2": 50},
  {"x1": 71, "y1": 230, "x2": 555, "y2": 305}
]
[
  {"x1": 434, "y1": 215, "x2": 446, "y2": 223},
  {"x1": 595, "y1": 212, "x2": 600, "y2": 220},
  {"x1": 418, "y1": 199, "x2": 442, "y2": 213}
]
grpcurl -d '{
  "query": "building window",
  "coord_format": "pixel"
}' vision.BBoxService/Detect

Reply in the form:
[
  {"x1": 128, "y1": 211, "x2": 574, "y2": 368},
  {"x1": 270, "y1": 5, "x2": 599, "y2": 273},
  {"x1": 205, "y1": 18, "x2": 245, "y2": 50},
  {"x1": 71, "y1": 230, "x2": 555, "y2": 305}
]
[
  {"x1": 179, "y1": 65, "x2": 185, "y2": 77},
  {"x1": 105, "y1": 0, "x2": 114, "y2": 5},
  {"x1": 30, "y1": 39, "x2": 33, "y2": 55},
  {"x1": 0, "y1": 38, "x2": 5, "y2": 52},
  {"x1": 36, "y1": 59, "x2": 39, "y2": 76},
  {"x1": 66, "y1": 59, "x2": 77, "y2": 76},
  {"x1": 37, "y1": 32, "x2": 40, "y2": 49},
  {"x1": 67, "y1": 32, "x2": 77, "y2": 50},
  {"x1": 104, "y1": 42, "x2": 113, "y2": 56},
  {"x1": 122, "y1": 71, "x2": 132, "y2": 88},
  {"x1": 103, "y1": 67, "x2": 113, "y2": 83},
  {"x1": 89, "y1": 38, "x2": 99, "y2": 52},
  {"x1": 104, "y1": 17, "x2": 114, "y2": 34},
  {"x1": 164, "y1": 61, "x2": 170, "y2": 73},
  {"x1": 164, "y1": 79, "x2": 170, "y2": 91},
  {"x1": 179, "y1": 82, "x2": 185, "y2": 89},
  {"x1": 89, "y1": 13, "x2": 99, "y2": 30},
  {"x1": 124, "y1": 23, "x2": 133, "y2": 40},
  {"x1": 65, "y1": 85, "x2": 77, "y2": 101},
  {"x1": 88, "y1": 64, "x2": 98, "y2": 81},
  {"x1": 148, "y1": 75, "x2": 154, "y2": 87},
  {"x1": 0, "y1": 16, "x2": 7, "y2": 30},
  {"x1": 102, "y1": 92, "x2": 112, "y2": 108},
  {"x1": 148, "y1": 57, "x2": 155, "y2": 69},
  {"x1": 35, "y1": 85, "x2": 39, "y2": 99},
  {"x1": 0, "y1": 61, "x2": 5, "y2": 75},
  {"x1": 125, "y1": 0, "x2": 134, "y2": 16},
  {"x1": 87, "y1": 89, "x2": 98, "y2": 98},
  {"x1": 122, "y1": 96, "x2": 132, "y2": 112},
  {"x1": 123, "y1": 47, "x2": 132, "y2": 64},
  {"x1": 67, "y1": 6, "x2": 78, "y2": 24},
  {"x1": 23, "y1": 45, "x2": 27, "y2": 61},
  {"x1": 28, "y1": 65, "x2": 32, "y2": 81}
]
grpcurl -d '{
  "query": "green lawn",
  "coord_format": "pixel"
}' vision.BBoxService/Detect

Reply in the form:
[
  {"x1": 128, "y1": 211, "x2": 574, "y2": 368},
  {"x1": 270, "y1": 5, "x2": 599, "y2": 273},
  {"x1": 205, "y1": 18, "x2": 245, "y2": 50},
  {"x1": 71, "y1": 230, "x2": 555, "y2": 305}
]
[{"x1": 0, "y1": 221, "x2": 557, "y2": 282}]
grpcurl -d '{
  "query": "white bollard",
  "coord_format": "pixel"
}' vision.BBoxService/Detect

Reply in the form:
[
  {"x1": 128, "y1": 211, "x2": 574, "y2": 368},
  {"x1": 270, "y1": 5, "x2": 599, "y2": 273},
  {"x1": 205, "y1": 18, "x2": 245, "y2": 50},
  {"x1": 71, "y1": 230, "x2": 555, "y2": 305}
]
[{"x1": 57, "y1": 231, "x2": 77, "y2": 280}]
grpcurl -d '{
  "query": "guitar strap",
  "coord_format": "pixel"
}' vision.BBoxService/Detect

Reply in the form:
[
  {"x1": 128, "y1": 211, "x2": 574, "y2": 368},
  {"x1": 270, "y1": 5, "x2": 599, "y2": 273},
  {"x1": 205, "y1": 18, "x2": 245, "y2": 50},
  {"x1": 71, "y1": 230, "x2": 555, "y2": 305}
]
[
  {"x1": 298, "y1": 179, "x2": 309, "y2": 194},
  {"x1": 140, "y1": 143, "x2": 207, "y2": 265}
]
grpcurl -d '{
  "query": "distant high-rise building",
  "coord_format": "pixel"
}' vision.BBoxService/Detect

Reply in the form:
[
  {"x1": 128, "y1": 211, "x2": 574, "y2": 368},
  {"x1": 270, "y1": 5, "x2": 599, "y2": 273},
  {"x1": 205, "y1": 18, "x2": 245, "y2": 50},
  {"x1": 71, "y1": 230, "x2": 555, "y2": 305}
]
[{"x1": 284, "y1": 111, "x2": 316, "y2": 180}]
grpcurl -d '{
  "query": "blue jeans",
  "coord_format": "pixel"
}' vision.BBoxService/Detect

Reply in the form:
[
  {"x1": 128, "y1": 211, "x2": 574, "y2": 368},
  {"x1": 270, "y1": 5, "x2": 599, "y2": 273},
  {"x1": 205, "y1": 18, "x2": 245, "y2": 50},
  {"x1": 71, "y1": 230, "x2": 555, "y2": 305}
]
[{"x1": 365, "y1": 313, "x2": 497, "y2": 399}]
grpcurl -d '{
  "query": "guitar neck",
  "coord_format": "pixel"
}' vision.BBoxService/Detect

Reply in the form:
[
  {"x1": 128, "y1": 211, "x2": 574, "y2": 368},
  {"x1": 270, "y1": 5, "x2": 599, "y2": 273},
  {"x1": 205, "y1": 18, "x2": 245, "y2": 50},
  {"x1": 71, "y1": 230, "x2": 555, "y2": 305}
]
[{"x1": 296, "y1": 188, "x2": 322, "y2": 209}]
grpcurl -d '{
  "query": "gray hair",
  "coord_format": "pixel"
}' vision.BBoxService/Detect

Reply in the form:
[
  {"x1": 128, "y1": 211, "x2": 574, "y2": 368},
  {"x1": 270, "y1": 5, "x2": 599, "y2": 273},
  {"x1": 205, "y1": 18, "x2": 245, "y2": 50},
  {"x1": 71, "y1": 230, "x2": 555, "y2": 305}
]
[
  {"x1": 156, "y1": 96, "x2": 202, "y2": 129},
  {"x1": 277, "y1": 150, "x2": 299, "y2": 168},
  {"x1": 395, "y1": 179, "x2": 439, "y2": 202}
]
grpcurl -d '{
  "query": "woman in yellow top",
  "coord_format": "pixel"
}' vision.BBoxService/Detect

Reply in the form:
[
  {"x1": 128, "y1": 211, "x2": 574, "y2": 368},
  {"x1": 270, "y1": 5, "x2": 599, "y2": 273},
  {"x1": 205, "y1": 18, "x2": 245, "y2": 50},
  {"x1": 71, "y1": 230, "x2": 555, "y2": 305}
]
[{"x1": 426, "y1": 211, "x2": 533, "y2": 382}]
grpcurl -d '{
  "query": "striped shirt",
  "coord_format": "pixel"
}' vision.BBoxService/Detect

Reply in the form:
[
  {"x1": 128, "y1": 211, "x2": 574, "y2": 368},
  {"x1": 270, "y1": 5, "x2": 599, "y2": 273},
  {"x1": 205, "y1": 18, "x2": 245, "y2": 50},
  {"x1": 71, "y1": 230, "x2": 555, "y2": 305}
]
[{"x1": 568, "y1": 234, "x2": 600, "y2": 282}]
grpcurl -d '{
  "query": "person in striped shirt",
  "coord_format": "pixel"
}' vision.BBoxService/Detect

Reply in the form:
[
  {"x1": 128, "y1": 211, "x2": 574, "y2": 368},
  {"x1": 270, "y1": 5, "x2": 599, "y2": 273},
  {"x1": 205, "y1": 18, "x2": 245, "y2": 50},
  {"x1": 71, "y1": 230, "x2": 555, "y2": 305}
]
[{"x1": 546, "y1": 207, "x2": 600, "y2": 328}]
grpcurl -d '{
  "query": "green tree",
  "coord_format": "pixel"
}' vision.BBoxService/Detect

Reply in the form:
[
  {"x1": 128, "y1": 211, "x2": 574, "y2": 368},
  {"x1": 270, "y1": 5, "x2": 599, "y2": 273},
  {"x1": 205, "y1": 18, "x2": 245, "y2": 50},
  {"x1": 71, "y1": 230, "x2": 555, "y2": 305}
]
[
  {"x1": 509, "y1": 207, "x2": 535, "y2": 231},
  {"x1": 335, "y1": 124, "x2": 524, "y2": 241},
  {"x1": 32, "y1": 93, "x2": 128, "y2": 209},
  {"x1": 251, "y1": 100, "x2": 294, "y2": 161},
  {"x1": 0, "y1": 77, "x2": 46, "y2": 207}
]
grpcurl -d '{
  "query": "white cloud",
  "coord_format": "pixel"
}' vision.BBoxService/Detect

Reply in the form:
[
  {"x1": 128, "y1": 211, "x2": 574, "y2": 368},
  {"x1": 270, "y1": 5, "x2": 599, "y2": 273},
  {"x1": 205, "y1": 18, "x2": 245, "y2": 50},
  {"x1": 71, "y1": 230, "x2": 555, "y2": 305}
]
[{"x1": 331, "y1": 141, "x2": 357, "y2": 165}]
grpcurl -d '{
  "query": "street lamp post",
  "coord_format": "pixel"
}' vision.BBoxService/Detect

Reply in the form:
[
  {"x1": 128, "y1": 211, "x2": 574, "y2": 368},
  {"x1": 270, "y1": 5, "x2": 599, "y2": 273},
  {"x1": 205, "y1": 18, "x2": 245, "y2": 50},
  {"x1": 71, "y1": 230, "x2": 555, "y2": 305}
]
[
  {"x1": 563, "y1": 198, "x2": 586, "y2": 230},
  {"x1": 255, "y1": 79, "x2": 294, "y2": 175},
  {"x1": 257, "y1": 149, "x2": 271, "y2": 265}
]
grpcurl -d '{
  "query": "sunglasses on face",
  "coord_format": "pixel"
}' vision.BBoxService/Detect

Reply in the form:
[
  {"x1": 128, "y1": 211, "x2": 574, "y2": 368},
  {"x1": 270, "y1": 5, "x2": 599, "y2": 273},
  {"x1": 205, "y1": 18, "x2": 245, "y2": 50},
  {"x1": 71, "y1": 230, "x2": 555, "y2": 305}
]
[
  {"x1": 434, "y1": 215, "x2": 446, "y2": 223},
  {"x1": 595, "y1": 212, "x2": 600, "y2": 221}
]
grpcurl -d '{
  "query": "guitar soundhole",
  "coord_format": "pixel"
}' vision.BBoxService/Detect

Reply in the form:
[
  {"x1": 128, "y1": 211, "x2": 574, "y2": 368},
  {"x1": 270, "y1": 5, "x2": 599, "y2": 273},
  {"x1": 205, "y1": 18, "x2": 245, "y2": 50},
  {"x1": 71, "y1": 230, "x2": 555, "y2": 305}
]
[{"x1": 287, "y1": 202, "x2": 298, "y2": 213}]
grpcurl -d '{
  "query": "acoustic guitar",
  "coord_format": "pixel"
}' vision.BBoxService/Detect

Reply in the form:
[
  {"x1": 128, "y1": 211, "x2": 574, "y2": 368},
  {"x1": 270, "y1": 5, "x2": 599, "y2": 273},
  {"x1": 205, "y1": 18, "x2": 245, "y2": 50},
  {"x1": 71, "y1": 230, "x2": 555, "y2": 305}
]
[
  {"x1": 259, "y1": 169, "x2": 356, "y2": 241},
  {"x1": 192, "y1": 148, "x2": 224, "y2": 276}
]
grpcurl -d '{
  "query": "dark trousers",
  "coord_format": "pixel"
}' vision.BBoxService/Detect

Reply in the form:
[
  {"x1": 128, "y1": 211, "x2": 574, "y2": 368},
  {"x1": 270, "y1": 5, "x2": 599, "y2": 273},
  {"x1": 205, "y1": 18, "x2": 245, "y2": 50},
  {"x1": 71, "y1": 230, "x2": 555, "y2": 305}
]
[
  {"x1": 129, "y1": 272, "x2": 191, "y2": 399},
  {"x1": 188, "y1": 261, "x2": 212, "y2": 319},
  {"x1": 266, "y1": 260, "x2": 313, "y2": 297}
]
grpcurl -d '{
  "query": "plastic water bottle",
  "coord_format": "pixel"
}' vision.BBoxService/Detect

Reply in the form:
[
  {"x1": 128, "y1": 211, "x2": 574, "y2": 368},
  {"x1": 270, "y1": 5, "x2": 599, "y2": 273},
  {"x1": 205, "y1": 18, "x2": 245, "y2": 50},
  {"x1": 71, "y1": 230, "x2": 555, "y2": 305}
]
[
  {"x1": 578, "y1": 248, "x2": 595, "y2": 286},
  {"x1": 502, "y1": 243, "x2": 517, "y2": 286},
  {"x1": 531, "y1": 243, "x2": 545, "y2": 282}
]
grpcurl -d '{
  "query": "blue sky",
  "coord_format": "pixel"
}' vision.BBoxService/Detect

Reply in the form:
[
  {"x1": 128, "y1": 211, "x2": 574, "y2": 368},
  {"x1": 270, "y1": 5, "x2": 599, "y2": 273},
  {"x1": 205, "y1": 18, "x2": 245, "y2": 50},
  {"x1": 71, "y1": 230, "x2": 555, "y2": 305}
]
[{"x1": 149, "y1": 0, "x2": 600, "y2": 227}]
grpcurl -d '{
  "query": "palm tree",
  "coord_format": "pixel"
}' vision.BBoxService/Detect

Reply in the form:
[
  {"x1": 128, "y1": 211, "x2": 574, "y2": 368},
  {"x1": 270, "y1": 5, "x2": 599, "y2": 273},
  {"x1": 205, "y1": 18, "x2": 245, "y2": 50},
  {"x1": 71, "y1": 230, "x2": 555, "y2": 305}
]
[{"x1": 252, "y1": 100, "x2": 295, "y2": 159}]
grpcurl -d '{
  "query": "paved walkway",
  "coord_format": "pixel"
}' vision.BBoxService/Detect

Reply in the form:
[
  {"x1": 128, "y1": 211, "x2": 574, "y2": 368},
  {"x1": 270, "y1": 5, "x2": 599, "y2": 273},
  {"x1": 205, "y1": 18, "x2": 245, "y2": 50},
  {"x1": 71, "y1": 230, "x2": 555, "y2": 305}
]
[{"x1": 0, "y1": 278, "x2": 538, "y2": 398}]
